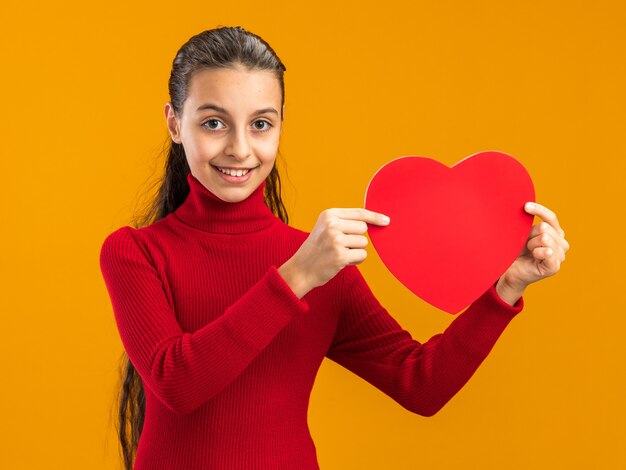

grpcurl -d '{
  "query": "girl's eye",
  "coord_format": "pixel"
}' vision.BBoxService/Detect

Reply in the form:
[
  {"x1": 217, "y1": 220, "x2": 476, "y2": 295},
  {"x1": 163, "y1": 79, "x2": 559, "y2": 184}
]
[
  {"x1": 201, "y1": 118, "x2": 273, "y2": 133},
  {"x1": 253, "y1": 120, "x2": 272, "y2": 132},
  {"x1": 202, "y1": 119, "x2": 225, "y2": 131}
]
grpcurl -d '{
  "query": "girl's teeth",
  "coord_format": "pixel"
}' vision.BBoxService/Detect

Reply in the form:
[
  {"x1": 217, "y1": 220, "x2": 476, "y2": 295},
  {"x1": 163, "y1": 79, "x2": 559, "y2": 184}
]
[{"x1": 217, "y1": 167, "x2": 250, "y2": 176}]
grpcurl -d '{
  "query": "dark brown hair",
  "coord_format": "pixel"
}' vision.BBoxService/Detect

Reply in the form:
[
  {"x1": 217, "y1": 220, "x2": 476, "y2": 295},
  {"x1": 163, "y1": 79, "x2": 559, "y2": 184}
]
[{"x1": 113, "y1": 25, "x2": 289, "y2": 470}]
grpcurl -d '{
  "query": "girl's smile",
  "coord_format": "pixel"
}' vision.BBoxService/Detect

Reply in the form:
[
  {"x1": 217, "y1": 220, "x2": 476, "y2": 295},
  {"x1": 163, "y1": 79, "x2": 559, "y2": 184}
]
[{"x1": 210, "y1": 163, "x2": 259, "y2": 184}]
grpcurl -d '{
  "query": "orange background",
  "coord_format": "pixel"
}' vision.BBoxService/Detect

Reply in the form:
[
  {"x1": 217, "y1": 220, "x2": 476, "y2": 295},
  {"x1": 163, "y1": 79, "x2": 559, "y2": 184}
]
[{"x1": 1, "y1": 1, "x2": 623, "y2": 468}]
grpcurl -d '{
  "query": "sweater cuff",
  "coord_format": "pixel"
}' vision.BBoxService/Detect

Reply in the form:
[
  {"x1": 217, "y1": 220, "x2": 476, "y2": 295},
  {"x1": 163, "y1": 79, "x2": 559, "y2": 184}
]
[
  {"x1": 266, "y1": 264, "x2": 311, "y2": 312},
  {"x1": 221, "y1": 265, "x2": 310, "y2": 353},
  {"x1": 483, "y1": 279, "x2": 525, "y2": 314}
]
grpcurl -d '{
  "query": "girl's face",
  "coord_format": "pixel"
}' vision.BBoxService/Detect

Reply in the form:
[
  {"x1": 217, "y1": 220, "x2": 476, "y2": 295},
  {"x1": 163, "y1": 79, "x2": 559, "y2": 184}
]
[{"x1": 165, "y1": 64, "x2": 284, "y2": 203}]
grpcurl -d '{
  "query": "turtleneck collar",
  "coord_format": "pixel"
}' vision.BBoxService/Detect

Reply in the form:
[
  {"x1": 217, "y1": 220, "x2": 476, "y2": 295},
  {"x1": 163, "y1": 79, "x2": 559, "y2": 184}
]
[{"x1": 173, "y1": 172, "x2": 279, "y2": 234}]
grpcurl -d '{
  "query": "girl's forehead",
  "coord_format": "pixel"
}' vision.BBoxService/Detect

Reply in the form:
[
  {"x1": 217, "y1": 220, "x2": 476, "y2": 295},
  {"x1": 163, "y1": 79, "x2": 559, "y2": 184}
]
[
  {"x1": 186, "y1": 67, "x2": 281, "y2": 111},
  {"x1": 189, "y1": 67, "x2": 278, "y2": 92}
]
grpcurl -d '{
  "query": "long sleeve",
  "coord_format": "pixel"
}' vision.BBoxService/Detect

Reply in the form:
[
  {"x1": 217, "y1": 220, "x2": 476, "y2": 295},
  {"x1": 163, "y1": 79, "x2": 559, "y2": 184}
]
[
  {"x1": 99, "y1": 226, "x2": 309, "y2": 415},
  {"x1": 325, "y1": 264, "x2": 524, "y2": 417}
]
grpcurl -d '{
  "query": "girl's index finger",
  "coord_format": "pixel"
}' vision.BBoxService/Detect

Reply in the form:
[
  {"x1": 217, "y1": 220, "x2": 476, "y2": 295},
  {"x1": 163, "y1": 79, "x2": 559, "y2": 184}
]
[
  {"x1": 332, "y1": 208, "x2": 390, "y2": 225},
  {"x1": 365, "y1": 208, "x2": 391, "y2": 225},
  {"x1": 525, "y1": 202, "x2": 564, "y2": 236}
]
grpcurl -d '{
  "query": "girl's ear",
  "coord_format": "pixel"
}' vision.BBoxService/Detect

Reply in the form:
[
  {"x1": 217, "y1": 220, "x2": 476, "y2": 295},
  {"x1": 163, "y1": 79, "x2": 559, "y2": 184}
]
[
  {"x1": 164, "y1": 102, "x2": 182, "y2": 144},
  {"x1": 282, "y1": 104, "x2": 285, "y2": 120}
]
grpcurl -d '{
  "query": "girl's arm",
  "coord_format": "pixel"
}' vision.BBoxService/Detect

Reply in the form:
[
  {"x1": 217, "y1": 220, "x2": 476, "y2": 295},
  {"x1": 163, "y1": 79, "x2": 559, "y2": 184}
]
[
  {"x1": 325, "y1": 264, "x2": 524, "y2": 417},
  {"x1": 100, "y1": 226, "x2": 309, "y2": 415}
]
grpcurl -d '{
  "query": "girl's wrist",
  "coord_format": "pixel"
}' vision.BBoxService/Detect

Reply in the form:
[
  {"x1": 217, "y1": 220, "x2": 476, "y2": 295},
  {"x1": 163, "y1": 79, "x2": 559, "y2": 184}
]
[
  {"x1": 277, "y1": 259, "x2": 311, "y2": 299},
  {"x1": 495, "y1": 275, "x2": 526, "y2": 306}
]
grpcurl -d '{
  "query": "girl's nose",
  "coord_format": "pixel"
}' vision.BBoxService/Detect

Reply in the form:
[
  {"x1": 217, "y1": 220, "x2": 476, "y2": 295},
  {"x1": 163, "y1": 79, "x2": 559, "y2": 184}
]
[{"x1": 225, "y1": 128, "x2": 252, "y2": 160}]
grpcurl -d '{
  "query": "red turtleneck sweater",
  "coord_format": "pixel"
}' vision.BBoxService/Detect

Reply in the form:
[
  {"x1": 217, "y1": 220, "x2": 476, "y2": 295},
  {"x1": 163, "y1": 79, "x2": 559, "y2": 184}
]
[{"x1": 99, "y1": 172, "x2": 524, "y2": 470}]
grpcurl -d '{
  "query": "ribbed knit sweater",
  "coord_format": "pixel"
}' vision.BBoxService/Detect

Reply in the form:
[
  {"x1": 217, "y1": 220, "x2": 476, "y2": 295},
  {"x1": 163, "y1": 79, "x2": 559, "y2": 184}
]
[{"x1": 99, "y1": 172, "x2": 524, "y2": 470}]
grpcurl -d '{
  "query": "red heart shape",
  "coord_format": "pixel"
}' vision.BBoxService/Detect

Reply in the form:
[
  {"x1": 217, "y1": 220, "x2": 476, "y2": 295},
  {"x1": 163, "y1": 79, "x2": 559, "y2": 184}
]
[{"x1": 364, "y1": 151, "x2": 535, "y2": 314}]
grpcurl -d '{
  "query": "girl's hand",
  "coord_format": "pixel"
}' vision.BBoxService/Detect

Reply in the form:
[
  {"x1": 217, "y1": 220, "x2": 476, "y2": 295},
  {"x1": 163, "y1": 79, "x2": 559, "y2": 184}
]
[
  {"x1": 278, "y1": 208, "x2": 390, "y2": 298},
  {"x1": 500, "y1": 202, "x2": 570, "y2": 292}
]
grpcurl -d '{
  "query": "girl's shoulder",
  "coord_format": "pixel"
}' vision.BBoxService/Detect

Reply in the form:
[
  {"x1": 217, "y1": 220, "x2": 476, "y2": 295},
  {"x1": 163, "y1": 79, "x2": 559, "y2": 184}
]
[{"x1": 99, "y1": 217, "x2": 172, "y2": 264}]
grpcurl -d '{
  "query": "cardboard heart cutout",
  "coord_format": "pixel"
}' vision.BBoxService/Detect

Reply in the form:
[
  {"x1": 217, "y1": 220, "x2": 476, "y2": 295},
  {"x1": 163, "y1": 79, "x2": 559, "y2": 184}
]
[{"x1": 364, "y1": 150, "x2": 535, "y2": 314}]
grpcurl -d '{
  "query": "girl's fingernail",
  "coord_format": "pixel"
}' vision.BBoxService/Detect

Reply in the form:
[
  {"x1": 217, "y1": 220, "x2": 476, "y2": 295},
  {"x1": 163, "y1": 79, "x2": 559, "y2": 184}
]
[
  {"x1": 381, "y1": 215, "x2": 390, "y2": 224},
  {"x1": 525, "y1": 202, "x2": 535, "y2": 210}
]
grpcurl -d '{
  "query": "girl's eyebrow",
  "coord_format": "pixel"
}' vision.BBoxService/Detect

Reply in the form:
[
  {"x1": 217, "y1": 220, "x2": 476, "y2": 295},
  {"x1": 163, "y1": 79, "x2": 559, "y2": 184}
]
[{"x1": 196, "y1": 103, "x2": 278, "y2": 116}]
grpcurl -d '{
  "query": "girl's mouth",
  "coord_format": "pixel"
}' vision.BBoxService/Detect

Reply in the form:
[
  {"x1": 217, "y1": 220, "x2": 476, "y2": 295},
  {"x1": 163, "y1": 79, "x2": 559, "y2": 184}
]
[{"x1": 211, "y1": 164, "x2": 258, "y2": 184}]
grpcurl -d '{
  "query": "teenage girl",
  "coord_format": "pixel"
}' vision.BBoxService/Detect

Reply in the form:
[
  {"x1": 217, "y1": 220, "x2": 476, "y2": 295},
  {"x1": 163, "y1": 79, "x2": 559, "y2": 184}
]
[{"x1": 100, "y1": 25, "x2": 569, "y2": 470}]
